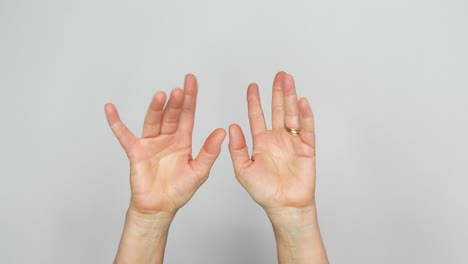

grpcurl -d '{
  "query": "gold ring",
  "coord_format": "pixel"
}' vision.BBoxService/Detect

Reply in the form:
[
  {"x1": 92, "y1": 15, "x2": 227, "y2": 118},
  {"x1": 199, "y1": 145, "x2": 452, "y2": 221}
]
[{"x1": 285, "y1": 126, "x2": 301, "y2": 135}]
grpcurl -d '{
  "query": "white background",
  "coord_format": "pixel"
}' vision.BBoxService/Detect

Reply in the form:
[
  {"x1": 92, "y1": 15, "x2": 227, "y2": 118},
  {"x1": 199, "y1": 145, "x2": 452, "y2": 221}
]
[{"x1": 1, "y1": 0, "x2": 467, "y2": 263}]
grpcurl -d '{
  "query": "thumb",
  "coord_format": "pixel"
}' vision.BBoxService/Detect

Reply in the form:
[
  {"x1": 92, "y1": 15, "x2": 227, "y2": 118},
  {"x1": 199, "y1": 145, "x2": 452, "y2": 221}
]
[
  {"x1": 228, "y1": 124, "x2": 252, "y2": 175},
  {"x1": 104, "y1": 103, "x2": 137, "y2": 155},
  {"x1": 190, "y1": 128, "x2": 226, "y2": 177}
]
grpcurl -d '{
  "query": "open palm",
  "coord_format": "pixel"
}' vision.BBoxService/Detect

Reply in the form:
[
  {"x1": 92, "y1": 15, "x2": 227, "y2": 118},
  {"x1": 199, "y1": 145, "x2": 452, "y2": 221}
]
[
  {"x1": 229, "y1": 72, "x2": 317, "y2": 210},
  {"x1": 105, "y1": 74, "x2": 225, "y2": 215}
]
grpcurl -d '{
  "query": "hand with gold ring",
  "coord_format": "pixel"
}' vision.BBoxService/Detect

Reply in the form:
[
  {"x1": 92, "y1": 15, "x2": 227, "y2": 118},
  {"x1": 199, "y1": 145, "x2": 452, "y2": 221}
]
[{"x1": 228, "y1": 71, "x2": 329, "y2": 263}]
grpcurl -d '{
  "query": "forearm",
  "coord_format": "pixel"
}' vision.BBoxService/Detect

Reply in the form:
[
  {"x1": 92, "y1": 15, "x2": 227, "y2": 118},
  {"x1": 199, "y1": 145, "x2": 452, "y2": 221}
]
[
  {"x1": 114, "y1": 208, "x2": 175, "y2": 264},
  {"x1": 266, "y1": 206, "x2": 329, "y2": 264}
]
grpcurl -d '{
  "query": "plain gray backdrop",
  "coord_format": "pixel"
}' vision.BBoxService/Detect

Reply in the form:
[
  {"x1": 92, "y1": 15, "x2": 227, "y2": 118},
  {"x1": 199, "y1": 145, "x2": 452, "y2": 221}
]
[{"x1": 1, "y1": 0, "x2": 467, "y2": 263}]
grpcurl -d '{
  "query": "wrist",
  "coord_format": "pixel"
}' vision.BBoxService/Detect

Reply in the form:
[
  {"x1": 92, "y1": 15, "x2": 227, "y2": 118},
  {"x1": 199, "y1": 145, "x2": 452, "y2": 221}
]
[
  {"x1": 125, "y1": 207, "x2": 175, "y2": 233},
  {"x1": 265, "y1": 205, "x2": 318, "y2": 229},
  {"x1": 265, "y1": 205, "x2": 329, "y2": 264},
  {"x1": 265, "y1": 205, "x2": 321, "y2": 248},
  {"x1": 114, "y1": 208, "x2": 175, "y2": 264}
]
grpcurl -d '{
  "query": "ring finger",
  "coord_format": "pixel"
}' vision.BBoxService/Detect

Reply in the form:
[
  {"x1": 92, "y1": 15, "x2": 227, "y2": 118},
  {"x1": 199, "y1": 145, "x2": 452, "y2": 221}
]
[
  {"x1": 160, "y1": 88, "x2": 184, "y2": 135},
  {"x1": 282, "y1": 74, "x2": 300, "y2": 132}
]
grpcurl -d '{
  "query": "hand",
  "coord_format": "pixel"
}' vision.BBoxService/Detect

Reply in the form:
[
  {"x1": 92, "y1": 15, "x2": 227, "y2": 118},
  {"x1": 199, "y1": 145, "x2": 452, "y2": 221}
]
[
  {"x1": 228, "y1": 72, "x2": 328, "y2": 263},
  {"x1": 228, "y1": 71, "x2": 316, "y2": 212},
  {"x1": 105, "y1": 74, "x2": 226, "y2": 216}
]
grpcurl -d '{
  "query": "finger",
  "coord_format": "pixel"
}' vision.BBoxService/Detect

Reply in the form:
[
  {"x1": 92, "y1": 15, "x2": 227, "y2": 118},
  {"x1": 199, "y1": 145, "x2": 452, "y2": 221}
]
[
  {"x1": 178, "y1": 74, "x2": 198, "y2": 136},
  {"x1": 282, "y1": 74, "x2": 300, "y2": 131},
  {"x1": 272, "y1": 71, "x2": 287, "y2": 129},
  {"x1": 190, "y1": 128, "x2": 226, "y2": 179},
  {"x1": 247, "y1": 83, "x2": 266, "y2": 137},
  {"x1": 104, "y1": 103, "x2": 138, "y2": 153},
  {"x1": 160, "y1": 88, "x2": 184, "y2": 135},
  {"x1": 142, "y1": 91, "x2": 167, "y2": 138},
  {"x1": 228, "y1": 124, "x2": 252, "y2": 175},
  {"x1": 299, "y1": 97, "x2": 316, "y2": 148}
]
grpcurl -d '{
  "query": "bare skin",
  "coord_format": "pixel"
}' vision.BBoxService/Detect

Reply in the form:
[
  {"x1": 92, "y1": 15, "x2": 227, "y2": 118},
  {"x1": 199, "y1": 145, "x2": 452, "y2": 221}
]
[
  {"x1": 105, "y1": 74, "x2": 225, "y2": 263},
  {"x1": 228, "y1": 72, "x2": 329, "y2": 263},
  {"x1": 105, "y1": 72, "x2": 328, "y2": 264}
]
